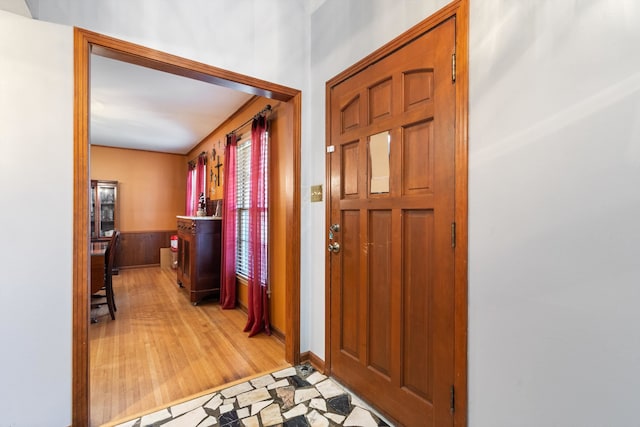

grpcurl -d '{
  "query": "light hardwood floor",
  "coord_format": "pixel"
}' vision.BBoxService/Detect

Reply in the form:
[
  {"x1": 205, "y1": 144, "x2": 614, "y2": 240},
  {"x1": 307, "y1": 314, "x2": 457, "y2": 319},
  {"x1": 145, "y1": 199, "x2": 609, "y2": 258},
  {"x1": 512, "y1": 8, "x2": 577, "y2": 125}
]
[{"x1": 89, "y1": 266, "x2": 288, "y2": 427}]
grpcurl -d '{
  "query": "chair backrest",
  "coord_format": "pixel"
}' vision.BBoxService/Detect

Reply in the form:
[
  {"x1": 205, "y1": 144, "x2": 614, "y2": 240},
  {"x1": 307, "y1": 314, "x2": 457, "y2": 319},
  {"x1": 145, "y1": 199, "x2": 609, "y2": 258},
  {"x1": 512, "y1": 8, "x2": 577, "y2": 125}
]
[{"x1": 105, "y1": 230, "x2": 120, "y2": 280}]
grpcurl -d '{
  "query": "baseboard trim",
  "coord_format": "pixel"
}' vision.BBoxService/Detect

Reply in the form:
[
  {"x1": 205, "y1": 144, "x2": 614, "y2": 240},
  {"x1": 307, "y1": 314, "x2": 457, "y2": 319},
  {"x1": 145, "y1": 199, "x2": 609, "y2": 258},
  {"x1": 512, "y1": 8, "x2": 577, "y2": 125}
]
[
  {"x1": 300, "y1": 351, "x2": 325, "y2": 373},
  {"x1": 119, "y1": 263, "x2": 161, "y2": 270},
  {"x1": 270, "y1": 325, "x2": 286, "y2": 344}
]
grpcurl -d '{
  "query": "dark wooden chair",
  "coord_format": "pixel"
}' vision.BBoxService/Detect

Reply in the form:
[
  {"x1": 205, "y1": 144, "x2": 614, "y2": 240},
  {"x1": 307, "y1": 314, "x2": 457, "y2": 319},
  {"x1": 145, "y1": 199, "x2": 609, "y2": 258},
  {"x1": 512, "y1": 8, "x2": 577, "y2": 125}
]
[
  {"x1": 92, "y1": 230, "x2": 120, "y2": 321},
  {"x1": 104, "y1": 230, "x2": 120, "y2": 319}
]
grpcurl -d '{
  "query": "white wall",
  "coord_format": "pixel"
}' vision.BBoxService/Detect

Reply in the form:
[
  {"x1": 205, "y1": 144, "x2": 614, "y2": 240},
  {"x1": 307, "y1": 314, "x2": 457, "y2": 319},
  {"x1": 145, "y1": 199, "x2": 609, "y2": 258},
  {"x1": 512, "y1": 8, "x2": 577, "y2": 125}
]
[
  {"x1": 468, "y1": 1, "x2": 640, "y2": 425},
  {"x1": 6, "y1": 1, "x2": 640, "y2": 426},
  {"x1": 24, "y1": 0, "x2": 309, "y2": 93},
  {"x1": 0, "y1": 10, "x2": 73, "y2": 427},
  {"x1": 313, "y1": 2, "x2": 640, "y2": 425},
  {"x1": 0, "y1": 0, "x2": 30, "y2": 17}
]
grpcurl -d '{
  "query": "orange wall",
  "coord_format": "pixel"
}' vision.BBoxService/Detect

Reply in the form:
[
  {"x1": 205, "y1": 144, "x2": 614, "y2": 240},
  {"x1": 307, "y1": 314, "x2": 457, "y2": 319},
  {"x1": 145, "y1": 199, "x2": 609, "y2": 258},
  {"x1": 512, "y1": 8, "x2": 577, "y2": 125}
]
[{"x1": 90, "y1": 146, "x2": 186, "y2": 232}]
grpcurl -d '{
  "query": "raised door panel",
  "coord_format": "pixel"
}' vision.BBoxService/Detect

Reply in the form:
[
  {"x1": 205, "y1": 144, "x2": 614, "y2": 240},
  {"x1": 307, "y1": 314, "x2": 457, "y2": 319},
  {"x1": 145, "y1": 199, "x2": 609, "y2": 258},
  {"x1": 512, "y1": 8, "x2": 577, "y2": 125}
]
[
  {"x1": 368, "y1": 210, "x2": 392, "y2": 378},
  {"x1": 336, "y1": 209, "x2": 360, "y2": 360}
]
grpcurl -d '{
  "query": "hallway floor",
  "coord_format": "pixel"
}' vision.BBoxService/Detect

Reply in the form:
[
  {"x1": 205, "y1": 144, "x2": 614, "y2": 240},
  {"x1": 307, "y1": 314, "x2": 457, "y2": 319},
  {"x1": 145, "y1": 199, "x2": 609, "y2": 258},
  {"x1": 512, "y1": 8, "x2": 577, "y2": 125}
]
[
  {"x1": 110, "y1": 364, "x2": 391, "y2": 427},
  {"x1": 90, "y1": 267, "x2": 288, "y2": 425}
]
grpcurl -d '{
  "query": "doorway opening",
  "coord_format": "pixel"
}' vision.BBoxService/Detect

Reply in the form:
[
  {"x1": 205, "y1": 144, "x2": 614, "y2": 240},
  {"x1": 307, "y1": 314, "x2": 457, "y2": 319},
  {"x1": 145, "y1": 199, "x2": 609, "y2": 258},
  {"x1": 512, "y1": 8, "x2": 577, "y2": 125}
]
[{"x1": 73, "y1": 28, "x2": 301, "y2": 426}]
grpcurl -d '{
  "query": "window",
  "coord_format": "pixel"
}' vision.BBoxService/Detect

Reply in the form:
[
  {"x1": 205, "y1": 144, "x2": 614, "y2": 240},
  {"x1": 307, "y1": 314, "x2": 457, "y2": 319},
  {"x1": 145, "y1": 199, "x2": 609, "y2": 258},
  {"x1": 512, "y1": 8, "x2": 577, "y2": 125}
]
[
  {"x1": 236, "y1": 139, "x2": 251, "y2": 277},
  {"x1": 235, "y1": 136, "x2": 269, "y2": 278}
]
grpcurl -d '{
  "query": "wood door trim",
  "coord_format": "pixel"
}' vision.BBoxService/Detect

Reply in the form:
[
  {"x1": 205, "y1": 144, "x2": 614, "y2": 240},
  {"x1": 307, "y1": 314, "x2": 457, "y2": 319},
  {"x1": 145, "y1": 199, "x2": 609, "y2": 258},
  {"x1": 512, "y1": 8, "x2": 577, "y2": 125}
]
[
  {"x1": 73, "y1": 28, "x2": 302, "y2": 426},
  {"x1": 73, "y1": 28, "x2": 91, "y2": 425},
  {"x1": 324, "y1": 1, "x2": 469, "y2": 425},
  {"x1": 453, "y1": 1, "x2": 470, "y2": 425}
]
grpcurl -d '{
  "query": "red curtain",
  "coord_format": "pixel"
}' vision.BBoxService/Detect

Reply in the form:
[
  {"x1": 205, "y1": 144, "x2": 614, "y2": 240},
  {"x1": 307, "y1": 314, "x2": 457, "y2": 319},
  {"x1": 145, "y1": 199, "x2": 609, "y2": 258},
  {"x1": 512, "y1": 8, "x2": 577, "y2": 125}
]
[
  {"x1": 185, "y1": 161, "x2": 195, "y2": 215},
  {"x1": 195, "y1": 154, "x2": 206, "y2": 210},
  {"x1": 219, "y1": 133, "x2": 238, "y2": 309},
  {"x1": 244, "y1": 116, "x2": 270, "y2": 336},
  {"x1": 185, "y1": 154, "x2": 207, "y2": 216}
]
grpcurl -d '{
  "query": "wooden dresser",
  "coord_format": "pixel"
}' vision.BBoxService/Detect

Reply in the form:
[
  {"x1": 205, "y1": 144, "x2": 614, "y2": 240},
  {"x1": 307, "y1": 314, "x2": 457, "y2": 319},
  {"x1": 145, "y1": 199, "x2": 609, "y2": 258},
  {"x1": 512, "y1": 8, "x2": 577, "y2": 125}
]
[{"x1": 176, "y1": 216, "x2": 222, "y2": 305}]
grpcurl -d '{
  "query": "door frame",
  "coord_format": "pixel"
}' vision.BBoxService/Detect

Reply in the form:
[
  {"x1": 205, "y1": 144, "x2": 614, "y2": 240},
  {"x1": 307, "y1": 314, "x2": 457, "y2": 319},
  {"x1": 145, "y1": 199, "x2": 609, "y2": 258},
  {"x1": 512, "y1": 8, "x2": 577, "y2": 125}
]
[
  {"x1": 324, "y1": 0, "x2": 468, "y2": 425},
  {"x1": 72, "y1": 28, "x2": 302, "y2": 425}
]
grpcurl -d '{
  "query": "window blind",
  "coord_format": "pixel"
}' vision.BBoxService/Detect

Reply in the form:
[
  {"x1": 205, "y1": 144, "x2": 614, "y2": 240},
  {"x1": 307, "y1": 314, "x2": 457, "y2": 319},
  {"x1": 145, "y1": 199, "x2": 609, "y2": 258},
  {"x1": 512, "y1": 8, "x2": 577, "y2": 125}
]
[
  {"x1": 236, "y1": 139, "x2": 251, "y2": 277},
  {"x1": 235, "y1": 135, "x2": 269, "y2": 279}
]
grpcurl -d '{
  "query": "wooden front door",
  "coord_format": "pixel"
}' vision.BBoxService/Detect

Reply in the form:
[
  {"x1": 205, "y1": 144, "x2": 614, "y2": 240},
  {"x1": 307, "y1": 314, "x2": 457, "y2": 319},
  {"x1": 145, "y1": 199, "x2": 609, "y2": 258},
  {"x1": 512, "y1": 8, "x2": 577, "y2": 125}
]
[{"x1": 327, "y1": 16, "x2": 457, "y2": 426}]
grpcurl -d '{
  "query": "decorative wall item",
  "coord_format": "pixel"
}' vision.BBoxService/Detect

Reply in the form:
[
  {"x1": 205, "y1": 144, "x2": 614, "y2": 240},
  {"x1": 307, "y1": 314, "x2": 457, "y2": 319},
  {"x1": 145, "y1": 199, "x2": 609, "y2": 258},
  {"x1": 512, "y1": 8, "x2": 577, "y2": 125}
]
[{"x1": 209, "y1": 140, "x2": 225, "y2": 199}]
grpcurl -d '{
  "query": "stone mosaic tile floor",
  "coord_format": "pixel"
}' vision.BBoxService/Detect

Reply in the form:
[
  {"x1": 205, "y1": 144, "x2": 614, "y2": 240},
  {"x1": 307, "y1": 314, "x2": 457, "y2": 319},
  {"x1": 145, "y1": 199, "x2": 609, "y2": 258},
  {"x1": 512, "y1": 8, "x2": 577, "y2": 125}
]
[{"x1": 114, "y1": 364, "x2": 391, "y2": 427}]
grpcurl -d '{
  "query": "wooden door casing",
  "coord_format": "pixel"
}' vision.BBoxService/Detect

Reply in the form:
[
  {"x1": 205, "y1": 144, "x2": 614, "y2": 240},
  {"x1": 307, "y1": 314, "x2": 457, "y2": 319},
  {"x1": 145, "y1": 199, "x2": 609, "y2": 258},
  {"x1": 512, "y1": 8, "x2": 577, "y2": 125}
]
[
  {"x1": 73, "y1": 28, "x2": 303, "y2": 426},
  {"x1": 327, "y1": 9, "x2": 465, "y2": 426}
]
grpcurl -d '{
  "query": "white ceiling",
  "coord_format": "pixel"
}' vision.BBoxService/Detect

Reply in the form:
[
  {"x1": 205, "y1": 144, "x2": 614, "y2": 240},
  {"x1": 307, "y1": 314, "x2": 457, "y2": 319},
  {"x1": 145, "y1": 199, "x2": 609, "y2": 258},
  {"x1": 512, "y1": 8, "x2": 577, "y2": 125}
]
[{"x1": 90, "y1": 54, "x2": 253, "y2": 155}]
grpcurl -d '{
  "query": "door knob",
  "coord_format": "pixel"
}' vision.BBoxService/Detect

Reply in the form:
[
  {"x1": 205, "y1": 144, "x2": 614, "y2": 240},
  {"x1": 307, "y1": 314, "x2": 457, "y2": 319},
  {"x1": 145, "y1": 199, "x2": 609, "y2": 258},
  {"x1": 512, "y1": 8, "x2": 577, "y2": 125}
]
[{"x1": 328, "y1": 242, "x2": 341, "y2": 253}]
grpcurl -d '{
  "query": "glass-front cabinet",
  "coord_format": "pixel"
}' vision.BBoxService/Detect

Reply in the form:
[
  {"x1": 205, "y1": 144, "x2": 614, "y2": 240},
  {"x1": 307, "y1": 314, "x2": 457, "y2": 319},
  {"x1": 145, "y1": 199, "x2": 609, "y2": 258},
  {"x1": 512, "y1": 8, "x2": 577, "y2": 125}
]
[{"x1": 91, "y1": 180, "x2": 118, "y2": 241}]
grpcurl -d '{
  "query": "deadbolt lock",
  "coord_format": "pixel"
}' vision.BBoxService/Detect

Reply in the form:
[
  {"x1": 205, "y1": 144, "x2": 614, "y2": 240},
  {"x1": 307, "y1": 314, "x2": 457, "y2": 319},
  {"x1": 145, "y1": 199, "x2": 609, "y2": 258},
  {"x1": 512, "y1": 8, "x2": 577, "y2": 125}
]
[{"x1": 328, "y1": 223, "x2": 341, "y2": 241}]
